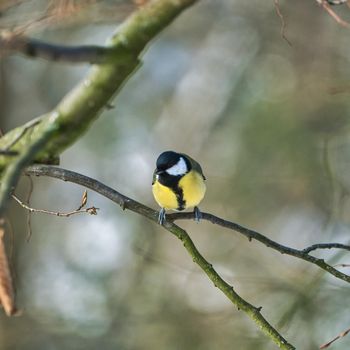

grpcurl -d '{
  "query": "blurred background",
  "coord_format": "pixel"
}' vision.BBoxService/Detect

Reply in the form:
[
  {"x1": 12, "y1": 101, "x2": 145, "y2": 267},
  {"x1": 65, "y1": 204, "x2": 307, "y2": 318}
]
[{"x1": 1, "y1": 0, "x2": 350, "y2": 349}]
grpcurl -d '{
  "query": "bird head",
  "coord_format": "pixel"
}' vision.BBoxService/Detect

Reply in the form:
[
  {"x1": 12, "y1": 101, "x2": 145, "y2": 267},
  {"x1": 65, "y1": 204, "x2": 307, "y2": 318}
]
[{"x1": 155, "y1": 151, "x2": 190, "y2": 177}]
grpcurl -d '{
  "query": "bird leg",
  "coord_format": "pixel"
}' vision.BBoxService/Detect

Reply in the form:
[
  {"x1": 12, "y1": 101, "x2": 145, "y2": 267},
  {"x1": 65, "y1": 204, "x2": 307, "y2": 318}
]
[
  {"x1": 158, "y1": 208, "x2": 166, "y2": 225},
  {"x1": 193, "y1": 206, "x2": 202, "y2": 222}
]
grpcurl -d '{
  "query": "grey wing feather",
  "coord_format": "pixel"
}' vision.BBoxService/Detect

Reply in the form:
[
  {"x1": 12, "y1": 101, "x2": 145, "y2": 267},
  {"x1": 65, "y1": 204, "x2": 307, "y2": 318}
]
[{"x1": 181, "y1": 153, "x2": 206, "y2": 180}]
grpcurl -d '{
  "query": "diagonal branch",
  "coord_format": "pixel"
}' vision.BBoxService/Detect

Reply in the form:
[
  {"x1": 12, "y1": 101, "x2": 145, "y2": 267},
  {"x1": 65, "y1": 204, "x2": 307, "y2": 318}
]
[
  {"x1": 25, "y1": 165, "x2": 350, "y2": 285},
  {"x1": 26, "y1": 164, "x2": 295, "y2": 350},
  {"x1": 168, "y1": 212, "x2": 350, "y2": 283},
  {"x1": 316, "y1": 0, "x2": 350, "y2": 27},
  {"x1": 0, "y1": 0, "x2": 199, "y2": 171},
  {"x1": 22, "y1": 164, "x2": 350, "y2": 347},
  {"x1": 0, "y1": 0, "x2": 199, "y2": 214},
  {"x1": 320, "y1": 326, "x2": 350, "y2": 349}
]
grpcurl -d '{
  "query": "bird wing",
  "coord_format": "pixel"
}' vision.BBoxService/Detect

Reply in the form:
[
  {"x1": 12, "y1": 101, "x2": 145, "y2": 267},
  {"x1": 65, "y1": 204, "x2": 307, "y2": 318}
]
[{"x1": 181, "y1": 153, "x2": 206, "y2": 180}]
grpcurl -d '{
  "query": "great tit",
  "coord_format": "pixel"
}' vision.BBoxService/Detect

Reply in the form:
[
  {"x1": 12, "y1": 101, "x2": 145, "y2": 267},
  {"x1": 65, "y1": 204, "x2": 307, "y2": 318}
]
[{"x1": 152, "y1": 151, "x2": 206, "y2": 225}]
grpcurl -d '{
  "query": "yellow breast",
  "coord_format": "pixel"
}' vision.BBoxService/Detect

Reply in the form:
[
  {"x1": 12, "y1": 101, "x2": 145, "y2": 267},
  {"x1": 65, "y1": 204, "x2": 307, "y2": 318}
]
[
  {"x1": 152, "y1": 170, "x2": 206, "y2": 211},
  {"x1": 179, "y1": 170, "x2": 206, "y2": 209},
  {"x1": 152, "y1": 181, "x2": 179, "y2": 210}
]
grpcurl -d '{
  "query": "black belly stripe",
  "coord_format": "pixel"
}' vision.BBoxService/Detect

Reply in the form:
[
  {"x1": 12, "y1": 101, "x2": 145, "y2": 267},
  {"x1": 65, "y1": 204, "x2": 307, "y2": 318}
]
[
  {"x1": 158, "y1": 174, "x2": 186, "y2": 211},
  {"x1": 174, "y1": 185, "x2": 186, "y2": 211}
]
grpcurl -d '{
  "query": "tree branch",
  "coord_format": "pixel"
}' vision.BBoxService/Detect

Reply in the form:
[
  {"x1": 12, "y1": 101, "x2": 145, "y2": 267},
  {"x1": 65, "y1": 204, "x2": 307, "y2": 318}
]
[
  {"x1": 273, "y1": 0, "x2": 292, "y2": 46},
  {"x1": 320, "y1": 326, "x2": 350, "y2": 349},
  {"x1": 168, "y1": 212, "x2": 350, "y2": 283},
  {"x1": 0, "y1": 0, "x2": 199, "y2": 214},
  {"x1": 0, "y1": 32, "x2": 118, "y2": 63},
  {"x1": 302, "y1": 243, "x2": 350, "y2": 254},
  {"x1": 26, "y1": 164, "x2": 295, "y2": 350},
  {"x1": 0, "y1": 0, "x2": 199, "y2": 171},
  {"x1": 316, "y1": 0, "x2": 350, "y2": 27},
  {"x1": 11, "y1": 193, "x2": 98, "y2": 217},
  {"x1": 25, "y1": 165, "x2": 350, "y2": 286}
]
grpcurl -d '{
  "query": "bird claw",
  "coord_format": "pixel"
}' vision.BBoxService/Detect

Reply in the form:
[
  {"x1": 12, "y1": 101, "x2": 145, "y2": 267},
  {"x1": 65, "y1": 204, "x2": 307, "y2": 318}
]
[
  {"x1": 194, "y1": 206, "x2": 202, "y2": 222},
  {"x1": 158, "y1": 208, "x2": 166, "y2": 225}
]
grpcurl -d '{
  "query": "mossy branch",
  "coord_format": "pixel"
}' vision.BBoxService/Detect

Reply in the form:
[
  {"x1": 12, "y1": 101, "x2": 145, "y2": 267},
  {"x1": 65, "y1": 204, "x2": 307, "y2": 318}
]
[
  {"x1": 0, "y1": 0, "x2": 198, "y2": 167},
  {"x1": 0, "y1": 0, "x2": 198, "y2": 214}
]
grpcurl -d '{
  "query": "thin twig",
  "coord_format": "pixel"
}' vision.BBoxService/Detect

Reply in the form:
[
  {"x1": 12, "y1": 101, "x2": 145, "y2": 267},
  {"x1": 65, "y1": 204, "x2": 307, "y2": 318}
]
[
  {"x1": 76, "y1": 189, "x2": 88, "y2": 211},
  {"x1": 320, "y1": 326, "x2": 350, "y2": 349},
  {"x1": 25, "y1": 175, "x2": 33, "y2": 241},
  {"x1": 0, "y1": 32, "x2": 116, "y2": 64},
  {"x1": 26, "y1": 164, "x2": 295, "y2": 350},
  {"x1": 11, "y1": 193, "x2": 98, "y2": 217},
  {"x1": 318, "y1": 0, "x2": 350, "y2": 27},
  {"x1": 273, "y1": 0, "x2": 292, "y2": 46},
  {"x1": 3, "y1": 118, "x2": 41, "y2": 151},
  {"x1": 302, "y1": 243, "x2": 350, "y2": 254}
]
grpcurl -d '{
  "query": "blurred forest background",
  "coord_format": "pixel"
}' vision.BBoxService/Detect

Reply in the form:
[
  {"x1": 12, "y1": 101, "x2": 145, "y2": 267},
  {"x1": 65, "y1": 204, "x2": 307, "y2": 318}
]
[{"x1": 1, "y1": 0, "x2": 350, "y2": 349}]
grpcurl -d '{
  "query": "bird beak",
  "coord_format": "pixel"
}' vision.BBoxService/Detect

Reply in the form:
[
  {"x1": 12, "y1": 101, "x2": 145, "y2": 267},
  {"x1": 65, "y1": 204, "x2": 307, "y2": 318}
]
[{"x1": 155, "y1": 169, "x2": 164, "y2": 175}]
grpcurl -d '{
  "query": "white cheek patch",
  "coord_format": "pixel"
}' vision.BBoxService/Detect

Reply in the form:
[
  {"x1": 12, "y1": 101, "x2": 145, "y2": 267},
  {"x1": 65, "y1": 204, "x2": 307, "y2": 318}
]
[{"x1": 166, "y1": 157, "x2": 188, "y2": 176}]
